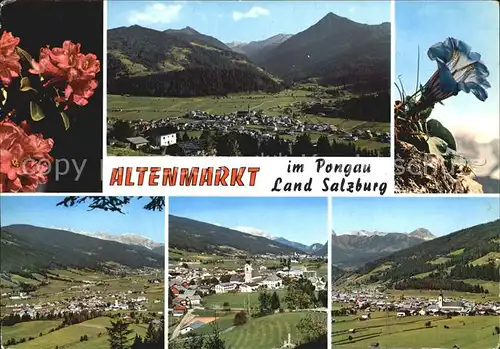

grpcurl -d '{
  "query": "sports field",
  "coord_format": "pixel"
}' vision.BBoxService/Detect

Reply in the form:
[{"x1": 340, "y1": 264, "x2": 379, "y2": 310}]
[
  {"x1": 332, "y1": 310, "x2": 499, "y2": 349},
  {"x1": 203, "y1": 290, "x2": 288, "y2": 310}
]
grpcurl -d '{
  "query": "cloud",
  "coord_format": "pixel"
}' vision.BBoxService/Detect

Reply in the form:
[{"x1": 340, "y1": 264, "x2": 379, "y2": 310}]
[
  {"x1": 232, "y1": 6, "x2": 270, "y2": 22},
  {"x1": 128, "y1": 3, "x2": 182, "y2": 25}
]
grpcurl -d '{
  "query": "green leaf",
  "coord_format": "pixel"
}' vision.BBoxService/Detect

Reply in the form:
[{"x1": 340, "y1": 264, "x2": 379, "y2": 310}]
[
  {"x1": 427, "y1": 119, "x2": 457, "y2": 151},
  {"x1": 20, "y1": 77, "x2": 36, "y2": 92},
  {"x1": 60, "y1": 111, "x2": 70, "y2": 130},
  {"x1": 15, "y1": 47, "x2": 34, "y2": 68},
  {"x1": 427, "y1": 136, "x2": 449, "y2": 157},
  {"x1": 30, "y1": 101, "x2": 45, "y2": 121},
  {"x1": 418, "y1": 107, "x2": 433, "y2": 120}
]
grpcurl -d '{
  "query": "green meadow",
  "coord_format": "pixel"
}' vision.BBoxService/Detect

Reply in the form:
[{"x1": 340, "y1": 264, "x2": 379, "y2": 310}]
[
  {"x1": 332, "y1": 310, "x2": 499, "y2": 349},
  {"x1": 222, "y1": 311, "x2": 326, "y2": 349}
]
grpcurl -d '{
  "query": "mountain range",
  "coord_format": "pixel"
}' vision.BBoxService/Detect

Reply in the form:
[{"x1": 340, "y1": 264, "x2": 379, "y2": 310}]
[
  {"x1": 0, "y1": 225, "x2": 164, "y2": 272},
  {"x1": 336, "y1": 228, "x2": 435, "y2": 241},
  {"x1": 169, "y1": 215, "x2": 310, "y2": 256},
  {"x1": 227, "y1": 34, "x2": 293, "y2": 61},
  {"x1": 231, "y1": 226, "x2": 327, "y2": 255},
  {"x1": 343, "y1": 219, "x2": 500, "y2": 290},
  {"x1": 107, "y1": 12, "x2": 390, "y2": 97},
  {"x1": 83, "y1": 232, "x2": 164, "y2": 251},
  {"x1": 331, "y1": 228, "x2": 436, "y2": 268}
]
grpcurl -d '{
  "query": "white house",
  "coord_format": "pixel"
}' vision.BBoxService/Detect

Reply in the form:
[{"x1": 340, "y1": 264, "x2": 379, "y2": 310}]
[
  {"x1": 240, "y1": 283, "x2": 260, "y2": 293},
  {"x1": 262, "y1": 275, "x2": 282, "y2": 289},
  {"x1": 160, "y1": 133, "x2": 177, "y2": 147},
  {"x1": 215, "y1": 283, "x2": 237, "y2": 294}
]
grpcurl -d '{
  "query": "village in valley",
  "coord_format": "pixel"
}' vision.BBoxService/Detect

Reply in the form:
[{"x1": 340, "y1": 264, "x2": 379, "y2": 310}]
[
  {"x1": 107, "y1": 90, "x2": 390, "y2": 157},
  {"x1": 167, "y1": 197, "x2": 329, "y2": 349},
  {"x1": 0, "y1": 196, "x2": 166, "y2": 349},
  {"x1": 106, "y1": 1, "x2": 391, "y2": 157},
  {"x1": 330, "y1": 197, "x2": 500, "y2": 349}
]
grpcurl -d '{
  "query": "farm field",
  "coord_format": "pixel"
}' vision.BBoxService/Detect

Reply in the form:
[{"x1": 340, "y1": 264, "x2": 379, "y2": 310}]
[
  {"x1": 2, "y1": 320, "x2": 62, "y2": 342},
  {"x1": 332, "y1": 310, "x2": 499, "y2": 349},
  {"x1": 108, "y1": 91, "x2": 389, "y2": 133},
  {"x1": 9, "y1": 317, "x2": 150, "y2": 349}
]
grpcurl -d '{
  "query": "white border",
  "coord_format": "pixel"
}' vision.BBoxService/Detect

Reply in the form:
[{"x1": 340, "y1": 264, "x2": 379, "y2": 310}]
[
  {"x1": 390, "y1": 0, "x2": 396, "y2": 161},
  {"x1": 327, "y1": 195, "x2": 333, "y2": 349}
]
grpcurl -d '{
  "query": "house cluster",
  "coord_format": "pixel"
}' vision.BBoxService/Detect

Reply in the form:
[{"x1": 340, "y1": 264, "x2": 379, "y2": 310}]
[
  {"x1": 168, "y1": 262, "x2": 326, "y2": 317},
  {"x1": 332, "y1": 290, "x2": 500, "y2": 319},
  {"x1": 107, "y1": 118, "x2": 178, "y2": 151},
  {"x1": 4, "y1": 290, "x2": 162, "y2": 319}
]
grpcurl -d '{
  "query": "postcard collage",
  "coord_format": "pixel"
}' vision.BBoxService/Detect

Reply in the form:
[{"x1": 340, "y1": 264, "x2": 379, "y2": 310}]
[{"x1": 0, "y1": 1, "x2": 499, "y2": 349}]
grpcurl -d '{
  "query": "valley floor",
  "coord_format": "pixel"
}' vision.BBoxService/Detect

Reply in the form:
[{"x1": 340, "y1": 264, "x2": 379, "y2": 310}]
[
  {"x1": 107, "y1": 86, "x2": 389, "y2": 156},
  {"x1": 1, "y1": 268, "x2": 164, "y2": 348},
  {"x1": 332, "y1": 310, "x2": 499, "y2": 349}
]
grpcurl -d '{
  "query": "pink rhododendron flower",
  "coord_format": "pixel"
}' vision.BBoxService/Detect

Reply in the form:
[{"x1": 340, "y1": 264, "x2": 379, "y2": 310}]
[
  {"x1": 29, "y1": 40, "x2": 100, "y2": 109},
  {"x1": 0, "y1": 31, "x2": 21, "y2": 87},
  {"x1": 0, "y1": 119, "x2": 54, "y2": 192}
]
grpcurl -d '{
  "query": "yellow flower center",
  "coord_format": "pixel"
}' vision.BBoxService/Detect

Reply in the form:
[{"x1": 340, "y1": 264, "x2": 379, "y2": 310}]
[{"x1": 11, "y1": 158, "x2": 20, "y2": 167}]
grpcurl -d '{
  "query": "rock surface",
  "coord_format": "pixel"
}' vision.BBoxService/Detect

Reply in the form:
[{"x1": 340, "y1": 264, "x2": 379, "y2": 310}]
[{"x1": 395, "y1": 141, "x2": 483, "y2": 194}]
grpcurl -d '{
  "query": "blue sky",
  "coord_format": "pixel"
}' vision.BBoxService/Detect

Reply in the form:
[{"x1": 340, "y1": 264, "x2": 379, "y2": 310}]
[
  {"x1": 169, "y1": 197, "x2": 329, "y2": 245},
  {"x1": 107, "y1": 1, "x2": 390, "y2": 42},
  {"x1": 331, "y1": 197, "x2": 500, "y2": 237},
  {"x1": 0, "y1": 196, "x2": 165, "y2": 242},
  {"x1": 395, "y1": 1, "x2": 499, "y2": 143}
]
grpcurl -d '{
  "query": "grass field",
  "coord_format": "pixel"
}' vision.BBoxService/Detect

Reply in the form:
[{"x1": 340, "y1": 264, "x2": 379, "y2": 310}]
[
  {"x1": 10, "y1": 317, "x2": 150, "y2": 349},
  {"x1": 332, "y1": 310, "x2": 499, "y2": 349},
  {"x1": 203, "y1": 290, "x2": 288, "y2": 310},
  {"x1": 108, "y1": 90, "x2": 313, "y2": 120},
  {"x1": 222, "y1": 311, "x2": 325, "y2": 349},
  {"x1": 2, "y1": 320, "x2": 62, "y2": 342}
]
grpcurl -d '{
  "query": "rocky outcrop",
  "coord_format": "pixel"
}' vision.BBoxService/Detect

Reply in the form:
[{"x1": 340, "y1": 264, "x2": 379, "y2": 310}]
[{"x1": 395, "y1": 141, "x2": 483, "y2": 194}]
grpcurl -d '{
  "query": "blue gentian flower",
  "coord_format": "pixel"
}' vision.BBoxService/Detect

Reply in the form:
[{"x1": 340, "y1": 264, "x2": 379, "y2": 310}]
[{"x1": 422, "y1": 37, "x2": 490, "y2": 104}]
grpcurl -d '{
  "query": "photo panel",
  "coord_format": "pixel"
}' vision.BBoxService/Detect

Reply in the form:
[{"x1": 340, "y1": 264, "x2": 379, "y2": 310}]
[
  {"x1": 394, "y1": 0, "x2": 500, "y2": 194},
  {"x1": 0, "y1": 196, "x2": 166, "y2": 348},
  {"x1": 106, "y1": 1, "x2": 391, "y2": 157},
  {"x1": 1, "y1": 0, "x2": 104, "y2": 193},
  {"x1": 330, "y1": 196, "x2": 500, "y2": 349},
  {"x1": 167, "y1": 197, "x2": 329, "y2": 349}
]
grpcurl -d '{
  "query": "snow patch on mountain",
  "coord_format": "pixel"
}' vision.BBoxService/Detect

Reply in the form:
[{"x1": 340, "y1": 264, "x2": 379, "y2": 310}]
[{"x1": 232, "y1": 226, "x2": 276, "y2": 240}]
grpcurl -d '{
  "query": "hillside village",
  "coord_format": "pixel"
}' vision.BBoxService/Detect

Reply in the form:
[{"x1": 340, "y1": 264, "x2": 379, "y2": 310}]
[
  {"x1": 332, "y1": 289, "x2": 500, "y2": 319},
  {"x1": 108, "y1": 106, "x2": 390, "y2": 156},
  {"x1": 1, "y1": 269, "x2": 164, "y2": 319},
  {"x1": 169, "y1": 261, "x2": 326, "y2": 311}
]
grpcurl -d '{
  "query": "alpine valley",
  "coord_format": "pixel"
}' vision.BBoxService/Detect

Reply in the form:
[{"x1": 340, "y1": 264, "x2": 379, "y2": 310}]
[{"x1": 107, "y1": 9, "x2": 391, "y2": 158}]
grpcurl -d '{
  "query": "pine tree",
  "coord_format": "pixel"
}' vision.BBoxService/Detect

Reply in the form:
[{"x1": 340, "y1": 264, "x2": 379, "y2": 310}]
[
  {"x1": 204, "y1": 324, "x2": 226, "y2": 349},
  {"x1": 106, "y1": 319, "x2": 133, "y2": 349},
  {"x1": 270, "y1": 292, "x2": 281, "y2": 311}
]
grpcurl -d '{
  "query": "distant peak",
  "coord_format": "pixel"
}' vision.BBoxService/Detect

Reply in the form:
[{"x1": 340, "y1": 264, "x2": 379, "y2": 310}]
[
  {"x1": 408, "y1": 228, "x2": 435, "y2": 240},
  {"x1": 180, "y1": 26, "x2": 199, "y2": 35}
]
